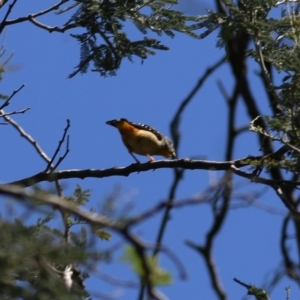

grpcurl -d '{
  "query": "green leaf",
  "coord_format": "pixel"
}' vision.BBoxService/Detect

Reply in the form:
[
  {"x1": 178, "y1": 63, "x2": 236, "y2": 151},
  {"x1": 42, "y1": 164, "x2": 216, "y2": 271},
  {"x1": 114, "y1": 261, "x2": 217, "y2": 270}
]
[
  {"x1": 65, "y1": 185, "x2": 91, "y2": 206},
  {"x1": 121, "y1": 246, "x2": 172, "y2": 286},
  {"x1": 94, "y1": 229, "x2": 112, "y2": 241}
]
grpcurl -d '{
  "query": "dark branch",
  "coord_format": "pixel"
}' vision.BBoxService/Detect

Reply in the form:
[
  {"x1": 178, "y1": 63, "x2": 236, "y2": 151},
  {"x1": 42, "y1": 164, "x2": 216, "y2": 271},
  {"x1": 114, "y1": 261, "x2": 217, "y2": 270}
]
[
  {"x1": 148, "y1": 56, "x2": 227, "y2": 267},
  {"x1": 0, "y1": 107, "x2": 30, "y2": 117},
  {"x1": 7, "y1": 156, "x2": 300, "y2": 189},
  {"x1": 2, "y1": 0, "x2": 75, "y2": 33},
  {"x1": 0, "y1": 0, "x2": 18, "y2": 34},
  {"x1": 0, "y1": 84, "x2": 25, "y2": 111},
  {"x1": 45, "y1": 119, "x2": 71, "y2": 172},
  {"x1": 28, "y1": 17, "x2": 76, "y2": 33},
  {"x1": 6, "y1": 157, "x2": 249, "y2": 187},
  {"x1": 170, "y1": 56, "x2": 226, "y2": 151}
]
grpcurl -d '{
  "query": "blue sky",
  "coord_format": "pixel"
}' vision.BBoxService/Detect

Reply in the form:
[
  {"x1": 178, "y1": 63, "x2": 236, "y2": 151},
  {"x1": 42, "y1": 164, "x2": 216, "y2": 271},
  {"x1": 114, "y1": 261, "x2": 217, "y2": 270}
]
[{"x1": 0, "y1": 1, "x2": 296, "y2": 299}]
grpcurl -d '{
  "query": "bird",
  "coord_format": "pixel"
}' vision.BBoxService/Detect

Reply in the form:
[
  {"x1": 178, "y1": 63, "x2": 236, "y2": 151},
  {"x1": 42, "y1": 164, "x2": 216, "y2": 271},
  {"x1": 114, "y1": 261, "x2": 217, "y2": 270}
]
[{"x1": 106, "y1": 118, "x2": 176, "y2": 163}]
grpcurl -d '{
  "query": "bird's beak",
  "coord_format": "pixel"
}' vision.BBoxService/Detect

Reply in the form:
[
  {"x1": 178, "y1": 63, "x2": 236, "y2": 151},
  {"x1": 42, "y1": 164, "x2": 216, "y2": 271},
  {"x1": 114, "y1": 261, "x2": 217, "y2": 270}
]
[{"x1": 106, "y1": 120, "x2": 117, "y2": 127}]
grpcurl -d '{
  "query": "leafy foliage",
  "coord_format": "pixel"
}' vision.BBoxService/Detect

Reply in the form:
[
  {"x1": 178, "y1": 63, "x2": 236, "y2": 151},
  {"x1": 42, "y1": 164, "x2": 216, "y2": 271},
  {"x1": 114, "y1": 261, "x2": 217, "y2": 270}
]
[
  {"x1": 65, "y1": 185, "x2": 91, "y2": 206},
  {"x1": 0, "y1": 218, "x2": 89, "y2": 300},
  {"x1": 62, "y1": 0, "x2": 199, "y2": 77},
  {"x1": 195, "y1": 0, "x2": 300, "y2": 174},
  {"x1": 65, "y1": 185, "x2": 112, "y2": 240}
]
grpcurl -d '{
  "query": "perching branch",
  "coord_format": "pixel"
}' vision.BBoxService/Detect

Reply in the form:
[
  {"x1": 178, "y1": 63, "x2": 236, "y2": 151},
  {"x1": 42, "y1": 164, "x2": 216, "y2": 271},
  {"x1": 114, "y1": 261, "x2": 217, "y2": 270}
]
[
  {"x1": 4, "y1": 157, "x2": 260, "y2": 187},
  {"x1": 4, "y1": 156, "x2": 300, "y2": 216},
  {"x1": 7, "y1": 155, "x2": 300, "y2": 187}
]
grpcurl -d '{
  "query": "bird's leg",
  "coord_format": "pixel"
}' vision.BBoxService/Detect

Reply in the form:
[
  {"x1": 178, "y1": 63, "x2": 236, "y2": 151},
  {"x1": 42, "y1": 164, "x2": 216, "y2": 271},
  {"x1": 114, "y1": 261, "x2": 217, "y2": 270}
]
[
  {"x1": 147, "y1": 154, "x2": 155, "y2": 162},
  {"x1": 129, "y1": 151, "x2": 140, "y2": 164}
]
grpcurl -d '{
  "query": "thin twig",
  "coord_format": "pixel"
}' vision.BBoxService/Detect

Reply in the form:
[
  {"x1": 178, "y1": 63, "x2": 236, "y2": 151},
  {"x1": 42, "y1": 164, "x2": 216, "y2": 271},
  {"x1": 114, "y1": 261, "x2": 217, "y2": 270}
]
[
  {"x1": 150, "y1": 57, "x2": 227, "y2": 258},
  {"x1": 2, "y1": 113, "x2": 51, "y2": 163},
  {"x1": 0, "y1": 1, "x2": 11, "y2": 9},
  {"x1": 2, "y1": 109, "x2": 64, "y2": 197},
  {"x1": 53, "y1": 135, "x2": 70, "y2": 170},
  {"x1": 171, "y1": 56, "x2": 226, "y2": 150},
  {"x1": 45, "y1": 119, "x2": 71, "y2": 172},
  {"x1": 28, "y1": 0, "x2": 69, "y2": 19},
  {"x1": 147, "y1": 243, "x2": 187, "y2": 280},
  {"x1": 0, "y1": 107, "x2": 30, "y2": 117},
  {"x1": 28, "y1": 17, "x2": 76, "y2": 33},
  {"x1": 4, "y1": 0, "x2": 69, "y2": 26},
  {"x1": 286, "y1": 286, "x2": 291, "y2": 300},
  {"x1": 121, "y1": 229, "x2": 165, "y2": 300},
  {"x1": 233, "y1": 277, "x2": 251, "y2": 289},
  {"x1": 0, "y1": 83, "x2": 25, "y2": 110},
  {"x1": 151, "y1": 57, "x2": 227, "y2": 263},
  {"x1": 0, "y1": 0, "x2": 17, "y2": 34},
  {"x1": 185, "y1": 174, "x2": 231, "y2": 300}
]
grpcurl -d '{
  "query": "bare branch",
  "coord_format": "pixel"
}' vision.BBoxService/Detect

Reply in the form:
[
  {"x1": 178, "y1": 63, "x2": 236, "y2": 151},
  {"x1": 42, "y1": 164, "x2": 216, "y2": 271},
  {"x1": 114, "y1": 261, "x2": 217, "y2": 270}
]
[
  {"x1": 286, "y1": 286, "x2": 291, "y2": 300},
  {"x1": 0, "y1": 1, "x2": 11, "y2": 9},
  {"x1": 28, "y1": 17, "x2": 76, "y2": 33},
  {"x1": 45, "y1": 119, "x2": 71, "y2": 172},
  {"x1": 231, "y1": 165, "x2": 300, "y2": 214},
  {"x1": 185, "y1": 174, "x2": 231, "y2": 300},
  {"x1": 233, "y1": 277, "x2": 251, "y2": 289},
  {"x1": 170, "y1": 56, "x2": 226, "y2": 151},
  {"x1": 53, "y1": 135, "x2": 70, "y2": 170},
  {"x1": 121, "y1": 230, "x2": 166, "y2": 300},
  {"x1": 0, "y1": 0, "x2": 18, "y2": 34},
  {"x1": 2, "y1": 113, "x2": 51, "y2": 163},
  {"x1": 187, "y1": 238, "x2": 226, "y2": 299},
  {"x1": 0, "y1": 107, "x2": 30, "y2": 117},
  {"x1": 152, "y1": 244, "x2": 187, "y2": 280},
  {"x1": 273, "y1": 186, "x2": 298, "y2": 215},
  {"x1": 0, "y1": 83, "x2": 25, "y2": 110},
  {"x1": 0, "y1": 184, "x2": 115, "y2": 228},
  {"x1": 26, "y1": 0, "x2": 69, "y2": 19},
  {"x1": 143, "y1": 58, "x2": 227, "y2": 297},
  {"x1": 7, "y1": 156, "x2": 300, "y2": 189},
  {"x1": 3, "y1": 0, "x2": 75, "y2": 33},
  {"x1": 4, "y1": 158, "x2": 248, "y2": 187}
]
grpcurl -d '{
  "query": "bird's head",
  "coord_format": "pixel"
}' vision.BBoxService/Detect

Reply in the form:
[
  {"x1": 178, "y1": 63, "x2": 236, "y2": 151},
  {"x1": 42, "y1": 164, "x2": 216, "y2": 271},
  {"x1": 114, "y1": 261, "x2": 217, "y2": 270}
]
[
  {"x1": 106, "y1": 118, "x2": 129, "y2": 129},
  {"x1": 160, "y1": 137, "x2": 176, "y2": 159}
]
